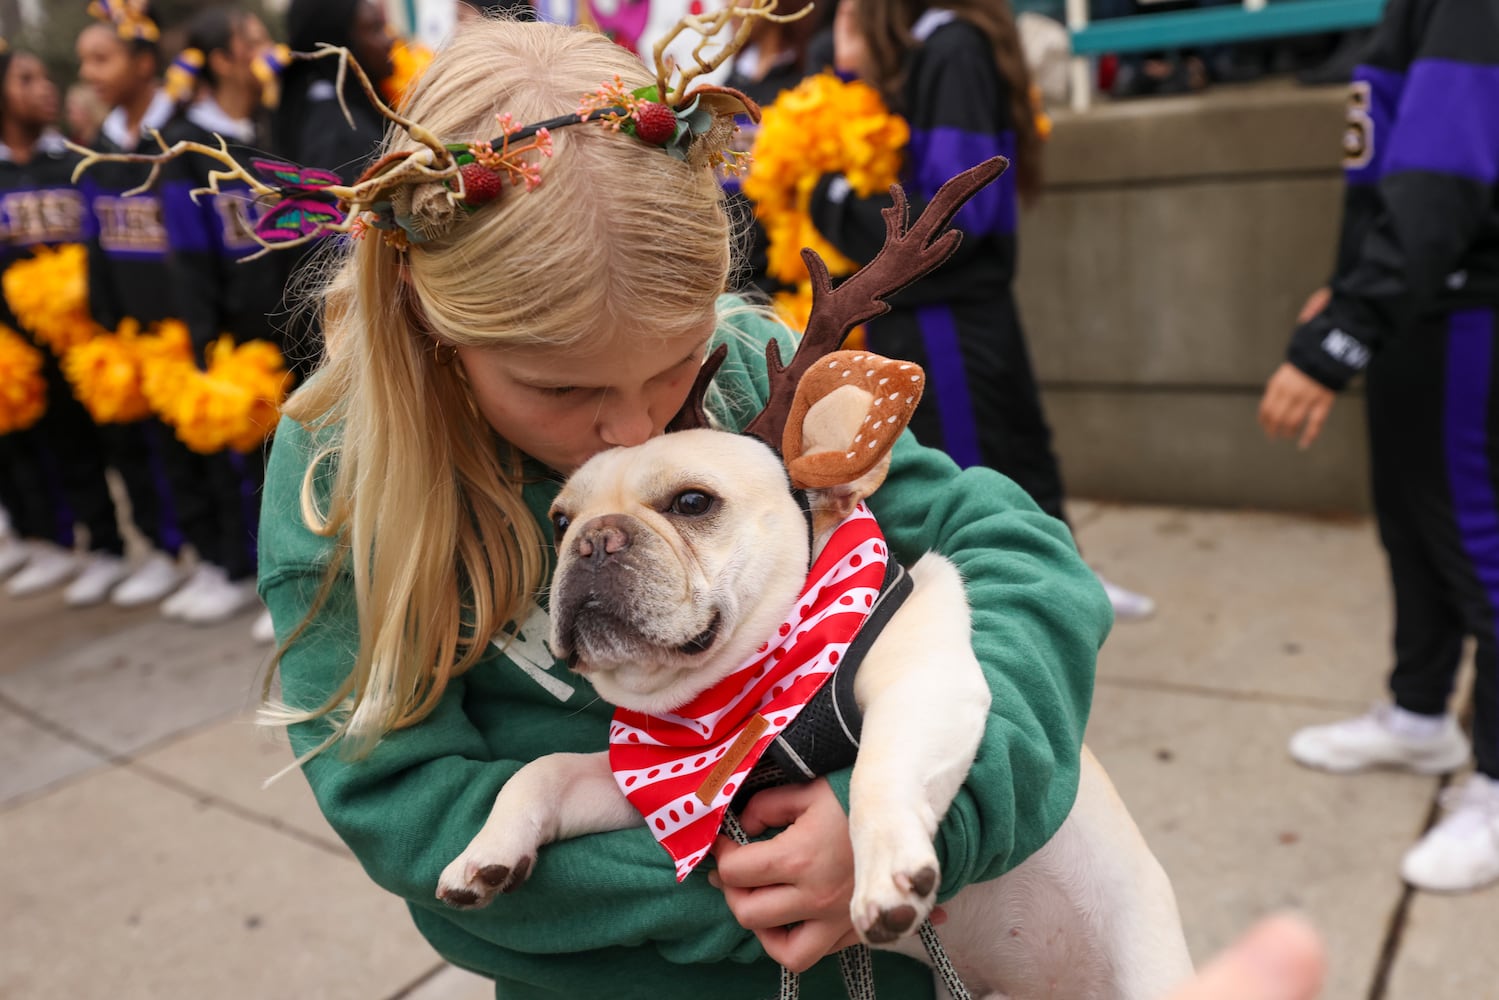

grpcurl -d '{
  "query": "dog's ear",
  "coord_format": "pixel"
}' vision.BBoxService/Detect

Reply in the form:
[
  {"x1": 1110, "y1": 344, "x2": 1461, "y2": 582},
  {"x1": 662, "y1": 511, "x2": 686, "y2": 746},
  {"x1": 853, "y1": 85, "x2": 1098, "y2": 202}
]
[{"x1": 782, "y1": 350, "x2": 925, "y2": 505}]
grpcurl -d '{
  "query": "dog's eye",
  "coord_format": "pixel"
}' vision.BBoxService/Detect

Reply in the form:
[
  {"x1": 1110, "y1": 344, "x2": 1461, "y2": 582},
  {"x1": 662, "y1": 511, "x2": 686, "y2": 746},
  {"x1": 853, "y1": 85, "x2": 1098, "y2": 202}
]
[
  {"x1": 551, "y1": 511, "x2": 572, "y2": 536},
  {"x1": 668, "y1": 490, "x2": 716, "y2": 517}
]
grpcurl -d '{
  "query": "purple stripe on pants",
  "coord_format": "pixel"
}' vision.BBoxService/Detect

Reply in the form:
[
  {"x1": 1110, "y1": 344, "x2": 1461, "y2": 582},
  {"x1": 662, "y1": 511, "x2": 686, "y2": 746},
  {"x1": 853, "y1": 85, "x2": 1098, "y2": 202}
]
[
  {"x1": 915, "y1": 304, "x2": 980, "y2": 469},
  {"x1": 1444, "y1": 309, "x2": 1499, "y2": 625}
]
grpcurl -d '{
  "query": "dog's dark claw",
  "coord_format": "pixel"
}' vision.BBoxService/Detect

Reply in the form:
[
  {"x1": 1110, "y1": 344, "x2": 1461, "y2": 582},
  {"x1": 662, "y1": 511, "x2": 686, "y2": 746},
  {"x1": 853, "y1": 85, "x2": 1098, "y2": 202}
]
[{"x1": 500, "y1": 856, "x2": 532, "y2": 893}]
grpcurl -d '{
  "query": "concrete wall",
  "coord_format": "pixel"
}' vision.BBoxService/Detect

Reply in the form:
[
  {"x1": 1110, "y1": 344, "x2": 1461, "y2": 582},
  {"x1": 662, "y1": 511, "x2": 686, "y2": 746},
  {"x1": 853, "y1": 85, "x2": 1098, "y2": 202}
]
[{"x1": 1018, "y1": 82, "x2": 1371, "y2": 513}]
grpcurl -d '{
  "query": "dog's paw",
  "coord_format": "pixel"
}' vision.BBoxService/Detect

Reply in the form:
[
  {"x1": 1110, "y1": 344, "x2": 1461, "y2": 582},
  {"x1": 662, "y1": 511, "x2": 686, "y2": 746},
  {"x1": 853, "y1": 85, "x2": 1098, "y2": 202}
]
[
  {"x1": 436, "y1": 851, "x2": 535, "y2": 910},
  {"x1": 852, "y1": 861, "x2": 940, "y2": 944},
  {"x1": 850, "y1": 812, "x2": 941, "y2": 945}
]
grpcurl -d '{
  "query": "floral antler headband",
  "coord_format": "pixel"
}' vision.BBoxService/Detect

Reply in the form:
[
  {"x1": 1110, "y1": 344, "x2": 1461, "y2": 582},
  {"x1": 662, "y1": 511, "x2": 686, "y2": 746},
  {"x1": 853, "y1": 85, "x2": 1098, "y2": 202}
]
[
  {"x1": 66, "y1": 1, "x2": 804, "y2": 259},
  {"x1": 87, "y1": 0, "x2": 160, "y2": 43}
]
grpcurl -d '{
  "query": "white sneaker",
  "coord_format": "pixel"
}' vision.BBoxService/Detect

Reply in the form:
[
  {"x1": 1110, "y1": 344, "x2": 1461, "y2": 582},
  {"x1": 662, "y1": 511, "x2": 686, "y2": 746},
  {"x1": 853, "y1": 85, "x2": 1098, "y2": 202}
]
[
  {"x1": 1096, "y1": 573, "x2": 1156, "y2": 622},
  {"x1": 62, "y1": 553, "x2": 130, "y2": 606},
  {"x1": 110, "y1": 552, "x2": 184, "y2": 607},
  {"x1": 1401, "y1": 773, "x2": 1499, "y2": 893},
  {"x1": 161, "y1": 564, "x2": 217, "y2": 620},
  {"x1": 5, "y1": 545, "x2": 80, "y2": 597},
  {"x1": 250, "y1": 608, "x2": 276, "y2": 644},
  {"x1": 0, "y1": 536, "x2": 32, "y2": 579},
  {"x1": 1289, "y1": 704, "x2": 1470, "y2": 774},
  {"x1": 180, "y1": 564, "x2": 257, "y2": 625}
]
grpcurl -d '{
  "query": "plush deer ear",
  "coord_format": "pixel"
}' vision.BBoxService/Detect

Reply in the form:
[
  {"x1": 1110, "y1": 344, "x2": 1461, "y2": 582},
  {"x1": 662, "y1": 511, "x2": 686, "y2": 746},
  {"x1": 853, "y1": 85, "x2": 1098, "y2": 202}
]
[{"x1": 782, "y1": 351, "x2": 925, "y2": 490}]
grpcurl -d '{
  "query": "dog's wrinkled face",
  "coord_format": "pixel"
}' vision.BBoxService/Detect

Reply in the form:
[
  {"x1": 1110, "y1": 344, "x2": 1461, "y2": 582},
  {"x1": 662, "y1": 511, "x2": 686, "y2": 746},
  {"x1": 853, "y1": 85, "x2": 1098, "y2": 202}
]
[{"x1": 548, "y1": 429, "x2": 811, "y2": 714}]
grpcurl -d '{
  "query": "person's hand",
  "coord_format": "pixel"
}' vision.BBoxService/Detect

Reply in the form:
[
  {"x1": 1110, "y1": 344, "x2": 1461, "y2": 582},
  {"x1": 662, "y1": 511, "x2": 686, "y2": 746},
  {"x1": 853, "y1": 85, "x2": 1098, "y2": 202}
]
[
  {"x1": 1298, "y1": 286, "x2": 1332, "y2": 324},
  {"x1": 1165, "y1": 914, "x2": 1325, "y2": 1000},
  {"x1": 709, "y1": 780, "x2": 862, "y2": 972},
  {"x1": 1258, "y1": 363, "x2": 1336, "y2": 450},
  {"x1": 832, "y1": 0, "x2": 867, "y2": 78}
]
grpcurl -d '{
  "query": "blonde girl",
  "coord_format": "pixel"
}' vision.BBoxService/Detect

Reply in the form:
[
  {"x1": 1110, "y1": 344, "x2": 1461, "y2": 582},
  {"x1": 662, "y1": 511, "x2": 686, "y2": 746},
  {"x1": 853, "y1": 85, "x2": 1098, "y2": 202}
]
[{"x1": 260, "y1": 17, "x2": 1108, "y2": 998}]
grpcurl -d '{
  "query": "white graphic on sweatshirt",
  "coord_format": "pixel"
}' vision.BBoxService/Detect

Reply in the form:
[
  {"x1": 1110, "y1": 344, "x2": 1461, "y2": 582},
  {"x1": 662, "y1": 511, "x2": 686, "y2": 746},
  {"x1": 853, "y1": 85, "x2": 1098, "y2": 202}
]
[{"x1": 496, "y1": 601, "x2": 575, "y2": 702}]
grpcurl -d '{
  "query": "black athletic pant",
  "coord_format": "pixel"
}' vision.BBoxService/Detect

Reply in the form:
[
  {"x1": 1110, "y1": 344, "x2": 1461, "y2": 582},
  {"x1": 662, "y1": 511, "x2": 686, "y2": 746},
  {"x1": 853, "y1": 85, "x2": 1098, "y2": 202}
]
[
  {"x1": 0, "y1": 353, "x2": 124, "y2": 554},
  {"x1": 155, "y1": 432, "x2": 261, "y2": 581},
  {"x1": 98, "y1": 418, "x2": 184, "y2": 557},
  {"x1": 1368, "y1": 306, "x2": 1499, "y2": 778},
  {"x1": 867, "y1": 294, "x2": 1069, "y2": 524}
]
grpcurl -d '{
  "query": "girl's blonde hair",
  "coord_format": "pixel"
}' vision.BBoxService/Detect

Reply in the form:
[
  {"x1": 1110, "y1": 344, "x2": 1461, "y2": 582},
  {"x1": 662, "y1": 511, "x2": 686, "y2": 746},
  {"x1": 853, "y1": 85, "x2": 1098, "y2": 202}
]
[{"x1": 263, "y1": 18, "x2": 732, "y2": 759}]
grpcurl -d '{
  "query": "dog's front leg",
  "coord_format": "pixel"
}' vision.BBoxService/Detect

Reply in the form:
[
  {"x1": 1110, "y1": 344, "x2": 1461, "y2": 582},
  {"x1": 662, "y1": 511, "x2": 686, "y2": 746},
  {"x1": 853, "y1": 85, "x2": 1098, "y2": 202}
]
[
  {"x1": 437, "y1": 751, "x2": 639, "y2": 909},
  {"x1": 848, "y1": 553, "x2": 990, "y2": 944}
]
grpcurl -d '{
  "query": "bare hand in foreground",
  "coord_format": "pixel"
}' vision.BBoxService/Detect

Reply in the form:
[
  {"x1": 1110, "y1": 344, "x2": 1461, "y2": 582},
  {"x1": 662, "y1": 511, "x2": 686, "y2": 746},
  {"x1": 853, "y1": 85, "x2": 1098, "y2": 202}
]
[
  {"x1": 1165, "y1": 913, "x2": 1326, "y2": 1000},
  {"x1": 710, "y1": 779, "x2": 862, "y2": 972},
  {"x1": 1259, "y1": 363, "x2": 1337, "y2": 450}
]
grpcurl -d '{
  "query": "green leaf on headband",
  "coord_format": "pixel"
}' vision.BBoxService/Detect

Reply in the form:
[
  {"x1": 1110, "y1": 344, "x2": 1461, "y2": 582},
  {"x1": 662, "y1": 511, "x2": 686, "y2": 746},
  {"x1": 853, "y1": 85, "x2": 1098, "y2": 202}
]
[{"x1": 630, "y1": 84, "x2": 676, "y2": 102}]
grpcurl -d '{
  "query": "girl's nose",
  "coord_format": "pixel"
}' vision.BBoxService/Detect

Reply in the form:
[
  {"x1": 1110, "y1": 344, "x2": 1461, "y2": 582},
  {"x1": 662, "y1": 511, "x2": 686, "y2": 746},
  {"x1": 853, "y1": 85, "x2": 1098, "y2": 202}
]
[{"x1": 597, "y1": 398, "x2": 653, "y2": 448}]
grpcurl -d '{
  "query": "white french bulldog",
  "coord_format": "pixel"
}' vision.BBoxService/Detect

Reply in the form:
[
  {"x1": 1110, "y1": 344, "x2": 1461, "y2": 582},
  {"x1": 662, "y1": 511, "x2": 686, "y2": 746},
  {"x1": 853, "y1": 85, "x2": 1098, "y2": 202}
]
[{"x1": 436, "y1": 349, "x2": 1194, "y2": 999}]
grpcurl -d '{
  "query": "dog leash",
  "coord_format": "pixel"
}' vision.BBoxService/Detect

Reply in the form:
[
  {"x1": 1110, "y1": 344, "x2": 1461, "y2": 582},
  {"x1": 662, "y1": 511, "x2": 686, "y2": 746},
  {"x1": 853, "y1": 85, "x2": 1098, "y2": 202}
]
[{"x1": 721, "y1": 812, "x2": 973, "y2": 1000}]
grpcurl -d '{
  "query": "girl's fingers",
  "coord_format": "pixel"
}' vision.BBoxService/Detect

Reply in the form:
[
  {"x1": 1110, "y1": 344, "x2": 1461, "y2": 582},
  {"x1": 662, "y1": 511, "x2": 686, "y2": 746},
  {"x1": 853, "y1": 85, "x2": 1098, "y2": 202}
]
[{"x1": 719, "y1": 881, "x2": 807, "y2": 930}]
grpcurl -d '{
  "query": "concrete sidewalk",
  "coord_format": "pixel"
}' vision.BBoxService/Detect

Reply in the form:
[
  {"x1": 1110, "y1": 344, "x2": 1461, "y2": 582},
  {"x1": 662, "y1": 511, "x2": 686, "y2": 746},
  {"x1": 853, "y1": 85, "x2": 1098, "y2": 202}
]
[{"x1": 2, "y1": 501, "x2": 1495, "y2": 999}]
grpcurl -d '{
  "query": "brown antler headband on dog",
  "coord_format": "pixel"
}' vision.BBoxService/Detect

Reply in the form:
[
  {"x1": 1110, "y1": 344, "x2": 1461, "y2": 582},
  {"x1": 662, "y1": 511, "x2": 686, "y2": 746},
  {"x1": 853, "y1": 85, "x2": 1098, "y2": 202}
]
[{"x1": 668, "y1": 155, "x2": 1009, "y2": 484}]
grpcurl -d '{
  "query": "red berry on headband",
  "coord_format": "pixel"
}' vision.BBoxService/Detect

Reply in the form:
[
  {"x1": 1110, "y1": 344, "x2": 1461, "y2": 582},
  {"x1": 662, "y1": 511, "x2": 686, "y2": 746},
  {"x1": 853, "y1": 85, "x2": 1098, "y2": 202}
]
[
  {"x1": 459, "y1": 162, "x2": 503, "y2": 205},
  {"x1": 633, "y1": 101, "x2": 677, "y2": 145}
]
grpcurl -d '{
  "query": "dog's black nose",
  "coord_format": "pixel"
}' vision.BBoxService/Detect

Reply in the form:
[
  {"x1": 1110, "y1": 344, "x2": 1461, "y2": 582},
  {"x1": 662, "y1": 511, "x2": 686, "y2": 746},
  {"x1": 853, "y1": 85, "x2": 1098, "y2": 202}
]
[{"x1": 576, "y1": 516, "x2": 631, "y2": 564}]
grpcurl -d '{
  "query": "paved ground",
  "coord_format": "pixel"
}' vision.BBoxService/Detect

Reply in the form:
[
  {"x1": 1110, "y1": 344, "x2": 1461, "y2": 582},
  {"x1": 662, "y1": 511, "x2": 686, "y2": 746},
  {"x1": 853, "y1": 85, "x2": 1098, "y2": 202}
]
[{"x1": 2, "y1": 500, "x2": 1496, "y2": 999}]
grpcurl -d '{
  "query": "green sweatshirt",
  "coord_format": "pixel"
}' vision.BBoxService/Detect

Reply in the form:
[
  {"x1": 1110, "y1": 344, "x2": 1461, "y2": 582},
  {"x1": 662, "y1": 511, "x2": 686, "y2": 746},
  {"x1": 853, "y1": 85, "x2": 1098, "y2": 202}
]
[{"x1": 258, "y1": 300, "x2": 1112, "y2": 999}]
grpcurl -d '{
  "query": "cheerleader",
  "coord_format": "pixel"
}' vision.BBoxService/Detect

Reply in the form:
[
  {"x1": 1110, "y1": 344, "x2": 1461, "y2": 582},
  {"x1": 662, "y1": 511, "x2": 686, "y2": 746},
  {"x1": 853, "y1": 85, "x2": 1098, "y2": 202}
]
[
  {"x1": 0, "y1": 43, "x2": 128, "y2": 603},
  {"x1": 157, "y1": 5, "x2": 282, "y2": 638},
  {"x1": 77, "y1": 2, "x2": 224, "y2": 614}
]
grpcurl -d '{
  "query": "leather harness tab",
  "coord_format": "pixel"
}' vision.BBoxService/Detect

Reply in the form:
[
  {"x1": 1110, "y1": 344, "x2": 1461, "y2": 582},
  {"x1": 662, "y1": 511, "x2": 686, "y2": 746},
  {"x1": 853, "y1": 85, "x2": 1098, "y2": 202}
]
[{"x1": 697, "y1": 713, "x2": 770, "y2": 805}]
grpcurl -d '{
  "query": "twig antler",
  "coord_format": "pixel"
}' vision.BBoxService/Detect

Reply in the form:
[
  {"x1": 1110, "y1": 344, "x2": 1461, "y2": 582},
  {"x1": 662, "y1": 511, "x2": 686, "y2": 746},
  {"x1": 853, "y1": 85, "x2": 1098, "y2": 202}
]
[
  {"x1": 67, "y1": 131, "x2": 279, "y2": 199},
  {"x1": 670, "y1": 156, "x2": 1009, "y2": 444},
  {"x1": 653, "y1": 0, "x2": 810, "y2": 104},
  {"x1": 65, "y1": 45, "x2": 463, "y2": 260}
]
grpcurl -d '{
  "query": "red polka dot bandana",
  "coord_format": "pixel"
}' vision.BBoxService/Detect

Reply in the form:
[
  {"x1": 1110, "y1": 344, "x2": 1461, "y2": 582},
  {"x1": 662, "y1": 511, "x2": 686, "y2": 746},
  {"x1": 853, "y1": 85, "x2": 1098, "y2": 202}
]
[{"x1": 608, "y1": 503, "x2": 890, "y2": 880}]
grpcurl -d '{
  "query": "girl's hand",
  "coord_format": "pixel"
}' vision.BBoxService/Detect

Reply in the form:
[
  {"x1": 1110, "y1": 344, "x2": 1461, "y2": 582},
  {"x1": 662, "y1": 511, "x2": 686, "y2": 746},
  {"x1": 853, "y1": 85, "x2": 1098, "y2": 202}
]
[
  {"x1": 1258, "y1": 363, "x2": 1336, "y2": 450},
  {"x1": 710, "y1": 780, "x2": 862, "y2": 972}
]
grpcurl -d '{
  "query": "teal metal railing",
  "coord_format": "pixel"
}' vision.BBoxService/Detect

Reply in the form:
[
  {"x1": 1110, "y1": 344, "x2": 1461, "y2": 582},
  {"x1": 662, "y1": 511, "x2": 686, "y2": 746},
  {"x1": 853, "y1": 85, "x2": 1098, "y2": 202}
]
[{"x1": 1064, "y1": 0, "x2": 1386, "y2": 108}]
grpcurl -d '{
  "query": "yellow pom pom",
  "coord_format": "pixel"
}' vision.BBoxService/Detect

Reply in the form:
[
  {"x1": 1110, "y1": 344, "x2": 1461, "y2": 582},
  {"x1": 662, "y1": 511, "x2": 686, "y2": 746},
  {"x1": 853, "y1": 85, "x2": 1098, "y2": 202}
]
[
  {"x1": 0, "y1": 324, "x2": 47, "y2": 433},
  {"x1": 380, "y1": 37, "x2": 435, "y2": 112},
  {"x1": 63, "y1": 318, "x2": 194, "y2": 424},
  {"x1": 1, "y1": 245, "x2": 106, "y2": 354},
  {"x1": 149, "y1": 333, "x2": 291, "y2": 454},
  {"x1": 743, "y1": 76, "x2": 909, "y2": 299}
]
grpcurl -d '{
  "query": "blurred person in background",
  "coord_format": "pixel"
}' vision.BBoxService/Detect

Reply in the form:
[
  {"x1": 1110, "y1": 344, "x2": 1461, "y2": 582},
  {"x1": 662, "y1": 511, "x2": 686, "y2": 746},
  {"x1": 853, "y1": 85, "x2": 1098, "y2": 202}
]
[
  {"x1": 812, "y1": 0, "x2": 1155, "y2": 620},
  {"x1": 272, "y1": 0, "x2": 393, "y2": 184},
  {"x1": 0, "y1": 42, "x2": 128, "y2": 600},
  {"x1": 158, "y1": 4, "x2": 282, "y2": 638},
  {"x1": 270, "y1": 0, "x2": 394, "y2": 380},
  {"x1": 77, "y1": 1, "x2": 212, "y2": 614},
  {"x1": 1259, "y1": 0, "x2": 1499, "y2": 894}
]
